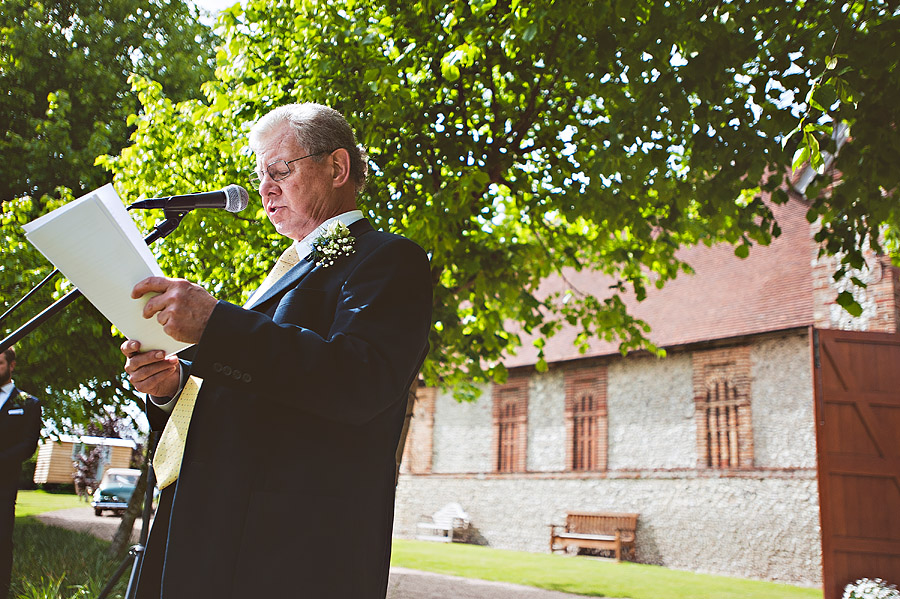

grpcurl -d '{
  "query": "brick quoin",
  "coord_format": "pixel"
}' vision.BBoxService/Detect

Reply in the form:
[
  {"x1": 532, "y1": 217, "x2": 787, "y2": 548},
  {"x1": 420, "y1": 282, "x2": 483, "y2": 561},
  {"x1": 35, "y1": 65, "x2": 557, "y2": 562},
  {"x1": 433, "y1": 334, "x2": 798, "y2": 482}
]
[
  {"x1": 868, "y1": 255, "x2": 900, "y2": 332},
  {"x1": 401, "y1": 385, "x2": 436, "y2": 475},
  {"x1": 809, "y1": 219, "x2": 900, "y2": 332}
]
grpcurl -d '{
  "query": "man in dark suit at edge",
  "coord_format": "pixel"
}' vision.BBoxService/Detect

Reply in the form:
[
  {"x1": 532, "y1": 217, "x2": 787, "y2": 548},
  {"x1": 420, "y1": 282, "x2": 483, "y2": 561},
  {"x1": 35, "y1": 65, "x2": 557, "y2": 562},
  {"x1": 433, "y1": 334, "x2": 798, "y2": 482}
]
[
  {"x1": 0, "y1": 346, "x2": 43, "y2": 599},
  {"x1": 122, "y1": 103, "x2": 432, "y2": 598}
]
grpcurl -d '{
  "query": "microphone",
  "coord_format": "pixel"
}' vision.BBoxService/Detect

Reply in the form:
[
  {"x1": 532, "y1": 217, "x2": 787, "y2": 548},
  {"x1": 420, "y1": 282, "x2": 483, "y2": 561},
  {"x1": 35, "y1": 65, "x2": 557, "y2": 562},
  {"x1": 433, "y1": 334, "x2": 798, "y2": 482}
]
[{"x1": 128, "y1": 184, "x2": 250, "y2": 213}]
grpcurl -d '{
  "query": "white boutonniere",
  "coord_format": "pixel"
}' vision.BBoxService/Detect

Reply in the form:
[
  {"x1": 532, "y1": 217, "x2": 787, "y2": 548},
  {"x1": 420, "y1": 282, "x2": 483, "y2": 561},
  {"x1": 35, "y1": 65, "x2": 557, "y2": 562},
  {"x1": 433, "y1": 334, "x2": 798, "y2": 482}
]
[{"x1": 311, "y1": 221, "x2": 356, "y2": 268}]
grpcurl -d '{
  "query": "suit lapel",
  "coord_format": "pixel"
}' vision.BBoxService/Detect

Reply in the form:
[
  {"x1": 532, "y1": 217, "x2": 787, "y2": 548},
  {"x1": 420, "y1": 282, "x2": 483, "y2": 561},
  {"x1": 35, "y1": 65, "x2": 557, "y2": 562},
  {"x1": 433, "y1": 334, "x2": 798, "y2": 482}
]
[
  {"x1": 247, "y1": 257, "x2": 316, "y2": 310},
  {"x1": 1, "y1": 387, "x2": 19, "y2": 418},
  {"x1": 246, "y1": 219, "x2": 375, "y2": 311}
]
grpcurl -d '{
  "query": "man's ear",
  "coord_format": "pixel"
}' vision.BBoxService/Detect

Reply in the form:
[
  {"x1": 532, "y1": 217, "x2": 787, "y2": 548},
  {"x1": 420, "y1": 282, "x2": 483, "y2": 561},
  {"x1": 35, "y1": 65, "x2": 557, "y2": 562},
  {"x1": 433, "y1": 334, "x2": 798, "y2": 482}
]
[{"x1": 331, "y1": 148, "x2": 351, "y2": 188}]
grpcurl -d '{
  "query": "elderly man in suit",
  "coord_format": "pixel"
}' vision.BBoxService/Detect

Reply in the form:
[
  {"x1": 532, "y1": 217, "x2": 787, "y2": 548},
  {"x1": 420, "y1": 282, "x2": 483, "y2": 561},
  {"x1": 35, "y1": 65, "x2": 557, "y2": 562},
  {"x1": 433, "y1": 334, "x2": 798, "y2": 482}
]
[
  {"x1": 0, "y1": 346, "x2": 42, "y2": 598},
  {"x1": 122, "y1": 103, "x2": 432, "y2": 599}
]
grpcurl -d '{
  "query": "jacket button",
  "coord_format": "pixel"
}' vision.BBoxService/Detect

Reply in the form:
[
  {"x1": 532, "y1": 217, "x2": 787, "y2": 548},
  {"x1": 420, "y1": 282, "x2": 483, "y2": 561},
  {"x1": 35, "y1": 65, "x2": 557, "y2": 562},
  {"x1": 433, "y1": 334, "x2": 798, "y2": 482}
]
[
  {"x1": 232, "y1": 369, "x2": 242, "y2": 380},
  {"x1": 213, "y1": 363, "x2": 223, "y2": 373},
  {"x1": 222, "y1": 365, "x2": 232, "y2": 376},
  {"x1": 242, "y1": 373, "x2": 252, "y2": 383}
]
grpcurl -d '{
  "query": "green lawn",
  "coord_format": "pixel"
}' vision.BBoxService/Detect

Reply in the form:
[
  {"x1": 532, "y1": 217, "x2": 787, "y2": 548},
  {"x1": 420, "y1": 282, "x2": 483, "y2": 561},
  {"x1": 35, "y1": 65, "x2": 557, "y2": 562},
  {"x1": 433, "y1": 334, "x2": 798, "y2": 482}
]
[
  {"x1": 12, "y1": 518, "x2": 125, "y2": 599},
  {"x1": 391, "y1": 539, "x2": 822, "y2": 599},
  {"x1": 15, "y1": 489, "x2": 87, "y2": 518}
]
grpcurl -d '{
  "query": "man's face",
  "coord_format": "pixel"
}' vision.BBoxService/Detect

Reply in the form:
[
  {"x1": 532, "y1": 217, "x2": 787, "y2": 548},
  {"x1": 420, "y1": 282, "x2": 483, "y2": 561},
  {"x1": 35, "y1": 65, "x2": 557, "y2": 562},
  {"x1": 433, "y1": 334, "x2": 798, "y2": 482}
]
[
  {"x1": 255, "y1": 127, "x2": 336, "y2": 242},
  {"x1": 0, "y1": 354, "x2": 13, "y2": 386}
]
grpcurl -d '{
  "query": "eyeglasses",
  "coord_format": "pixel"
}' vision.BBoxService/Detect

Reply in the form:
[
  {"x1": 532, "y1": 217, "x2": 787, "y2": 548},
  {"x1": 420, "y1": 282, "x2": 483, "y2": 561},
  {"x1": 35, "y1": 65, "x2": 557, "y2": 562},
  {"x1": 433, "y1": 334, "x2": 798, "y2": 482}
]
[{"x1": 249, "y1": 150, "x2": 330, "y2": 188}]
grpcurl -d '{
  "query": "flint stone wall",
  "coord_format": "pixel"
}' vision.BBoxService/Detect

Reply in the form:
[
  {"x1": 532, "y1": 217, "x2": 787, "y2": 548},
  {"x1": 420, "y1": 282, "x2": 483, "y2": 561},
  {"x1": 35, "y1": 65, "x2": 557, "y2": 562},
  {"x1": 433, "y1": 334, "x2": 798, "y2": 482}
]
[{"x1": 394, "y1": 473, "x2": 821, "y2": 585}]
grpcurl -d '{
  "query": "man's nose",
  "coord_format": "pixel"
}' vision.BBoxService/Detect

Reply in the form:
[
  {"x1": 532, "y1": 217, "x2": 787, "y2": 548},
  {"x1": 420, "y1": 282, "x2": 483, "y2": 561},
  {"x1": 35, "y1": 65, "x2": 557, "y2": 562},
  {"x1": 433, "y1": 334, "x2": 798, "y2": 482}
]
[{"x1": 258, "y1": 174, "x2": 280, "y2": 197}]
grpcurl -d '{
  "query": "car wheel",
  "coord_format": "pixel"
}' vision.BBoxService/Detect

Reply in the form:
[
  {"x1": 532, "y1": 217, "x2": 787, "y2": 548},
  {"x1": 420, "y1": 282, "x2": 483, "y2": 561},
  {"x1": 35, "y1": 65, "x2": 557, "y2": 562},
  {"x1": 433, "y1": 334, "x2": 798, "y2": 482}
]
[{"x1": 95, "y1": 508, "x2": 103, "y2": 517}]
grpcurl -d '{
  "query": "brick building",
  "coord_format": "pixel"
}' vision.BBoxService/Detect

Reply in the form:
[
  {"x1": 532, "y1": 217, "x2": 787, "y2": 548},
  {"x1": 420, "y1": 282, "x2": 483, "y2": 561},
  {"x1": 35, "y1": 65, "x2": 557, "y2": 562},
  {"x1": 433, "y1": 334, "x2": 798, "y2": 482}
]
[{"x1": 393, "y1": 195, "x2": 900, "y2": 585}]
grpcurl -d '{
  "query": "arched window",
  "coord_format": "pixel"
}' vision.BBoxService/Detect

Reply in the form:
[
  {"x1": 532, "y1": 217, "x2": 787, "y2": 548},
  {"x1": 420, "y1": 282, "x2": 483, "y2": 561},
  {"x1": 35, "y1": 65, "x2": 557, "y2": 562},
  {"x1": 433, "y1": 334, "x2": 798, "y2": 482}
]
[
  {"x1": 693, "y1": 347, "x2": 754, "y2": 470},
  {"x1": 565, "y1": 368, "x2": 608, "y2": 472},
  {"x1": 493, "y1": 380, "x2": 528, "y2": 473},
  {"x1": 702, "y1": 378, "x2": 744, "y2": 468}
]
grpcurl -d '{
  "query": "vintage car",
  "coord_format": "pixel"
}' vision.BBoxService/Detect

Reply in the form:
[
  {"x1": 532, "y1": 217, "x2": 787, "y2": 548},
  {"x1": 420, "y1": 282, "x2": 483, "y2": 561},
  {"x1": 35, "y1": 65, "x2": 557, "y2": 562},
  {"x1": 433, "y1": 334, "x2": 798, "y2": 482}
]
[{"x1": 91, "y1": 467, "x2": 141, "y2": 516}]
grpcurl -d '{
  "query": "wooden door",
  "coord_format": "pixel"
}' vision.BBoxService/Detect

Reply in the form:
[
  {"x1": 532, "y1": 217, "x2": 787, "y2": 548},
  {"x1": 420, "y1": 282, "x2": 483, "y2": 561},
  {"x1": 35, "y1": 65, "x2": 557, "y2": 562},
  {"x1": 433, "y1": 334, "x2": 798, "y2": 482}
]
[{"x1": 813, "y1": 328, "x2": 900, "y2": 599}]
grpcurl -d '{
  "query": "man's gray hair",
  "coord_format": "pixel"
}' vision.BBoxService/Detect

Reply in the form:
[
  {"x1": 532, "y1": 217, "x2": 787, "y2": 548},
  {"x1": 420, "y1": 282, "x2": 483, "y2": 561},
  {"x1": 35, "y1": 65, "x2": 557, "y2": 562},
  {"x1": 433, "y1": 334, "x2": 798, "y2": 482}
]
[{"x1": 249, "y1": 103, "x2": 368, "y2": 193}]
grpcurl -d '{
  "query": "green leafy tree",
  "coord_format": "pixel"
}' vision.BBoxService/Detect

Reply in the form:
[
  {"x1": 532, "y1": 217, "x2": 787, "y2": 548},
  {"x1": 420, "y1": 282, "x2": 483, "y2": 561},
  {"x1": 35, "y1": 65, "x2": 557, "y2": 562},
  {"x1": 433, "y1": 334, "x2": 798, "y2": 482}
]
[
  {"x1": 0, "y1": 0, "x2": 219, "y2": 426},
  {"x1": 100, "y1": 0, "x2": 900, "y2": 397},
  {"x1": 0, "y1": 0, "x2": 219, "y2": 202}
]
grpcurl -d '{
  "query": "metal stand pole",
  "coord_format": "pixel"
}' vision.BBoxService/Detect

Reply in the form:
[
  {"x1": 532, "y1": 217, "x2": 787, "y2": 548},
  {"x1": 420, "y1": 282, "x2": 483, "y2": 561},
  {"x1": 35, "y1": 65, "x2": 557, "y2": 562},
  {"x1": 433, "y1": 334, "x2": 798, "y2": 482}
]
[{"x1": 97, "y1": 429, "x2": 160, "y2": 599}]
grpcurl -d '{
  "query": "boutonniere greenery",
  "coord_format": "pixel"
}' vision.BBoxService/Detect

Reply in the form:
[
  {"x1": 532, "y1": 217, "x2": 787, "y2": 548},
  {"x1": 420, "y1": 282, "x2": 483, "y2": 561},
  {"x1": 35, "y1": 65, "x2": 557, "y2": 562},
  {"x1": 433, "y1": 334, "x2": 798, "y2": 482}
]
[
  {"x1": 8, "y1": 394, "x2": 28, "y2": 410},
  {"x1": 311, "y1": 221, "x2": 356, "y2": 268}
]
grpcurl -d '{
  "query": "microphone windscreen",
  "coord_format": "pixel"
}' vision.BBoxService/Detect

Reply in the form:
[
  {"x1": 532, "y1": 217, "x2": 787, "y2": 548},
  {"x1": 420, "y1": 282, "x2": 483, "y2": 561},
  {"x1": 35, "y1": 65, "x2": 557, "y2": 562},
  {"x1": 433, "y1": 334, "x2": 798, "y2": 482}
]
[{"x1": 224, "y1": 185, "x2": 250, "y2": 212}]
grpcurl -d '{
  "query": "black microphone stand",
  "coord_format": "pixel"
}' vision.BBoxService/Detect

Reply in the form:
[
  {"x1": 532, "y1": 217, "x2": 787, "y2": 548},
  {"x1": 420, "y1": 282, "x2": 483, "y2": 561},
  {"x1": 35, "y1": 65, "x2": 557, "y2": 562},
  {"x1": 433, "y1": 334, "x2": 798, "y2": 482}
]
[
  {"x1": 0, "y1": 268, "x2": 60, "y2": 327},
  {"x1": 97, "y1": 430, "x2": 159, "y2": 599},
  {"x1": 2, "y1": 208, "x2": 189, "y2": 598}
]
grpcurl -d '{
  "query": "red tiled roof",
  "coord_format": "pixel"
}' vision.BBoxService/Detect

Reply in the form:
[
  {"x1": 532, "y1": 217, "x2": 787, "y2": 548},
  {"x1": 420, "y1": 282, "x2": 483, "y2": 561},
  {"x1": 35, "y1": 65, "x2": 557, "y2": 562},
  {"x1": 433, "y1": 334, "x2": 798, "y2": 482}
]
[{"x1": 505, "y1": 198, "x2": 815, "y2": 367}]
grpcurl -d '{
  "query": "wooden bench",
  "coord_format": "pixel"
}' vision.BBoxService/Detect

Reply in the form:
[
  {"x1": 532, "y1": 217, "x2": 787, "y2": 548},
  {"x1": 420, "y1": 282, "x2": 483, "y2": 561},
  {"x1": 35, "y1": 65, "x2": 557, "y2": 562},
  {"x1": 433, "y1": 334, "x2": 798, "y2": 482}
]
[{"x1": 549, "y1": 511, "x2": 638, "y2": 561}]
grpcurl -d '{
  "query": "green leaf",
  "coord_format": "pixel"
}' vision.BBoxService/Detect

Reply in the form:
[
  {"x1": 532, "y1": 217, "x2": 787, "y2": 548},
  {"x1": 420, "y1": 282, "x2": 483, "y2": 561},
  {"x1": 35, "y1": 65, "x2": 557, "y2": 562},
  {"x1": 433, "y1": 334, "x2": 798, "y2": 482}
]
[
  {"x1": 836, "y1": 291, "x2": 863, "y2": 317},
  {"x1": 811, "y1": 83, "x2": 838, "y2": 112},
  {"x1": 522, "y1": 24, "x2": 538, "y2": 42},
  {"x1": 781, "y1": 123, "x2": 802, "y2": 150},
  {"x1": 792, "y1": 145, "x2": 810, "y2": 171}
]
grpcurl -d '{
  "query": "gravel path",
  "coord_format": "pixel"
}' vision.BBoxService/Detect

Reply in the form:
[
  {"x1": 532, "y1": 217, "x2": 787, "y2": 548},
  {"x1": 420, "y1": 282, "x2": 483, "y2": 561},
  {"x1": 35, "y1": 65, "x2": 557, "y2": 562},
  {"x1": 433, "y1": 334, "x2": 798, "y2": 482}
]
[{"x1": 34, "y1": 507, "x2": 145, "y2": 544}]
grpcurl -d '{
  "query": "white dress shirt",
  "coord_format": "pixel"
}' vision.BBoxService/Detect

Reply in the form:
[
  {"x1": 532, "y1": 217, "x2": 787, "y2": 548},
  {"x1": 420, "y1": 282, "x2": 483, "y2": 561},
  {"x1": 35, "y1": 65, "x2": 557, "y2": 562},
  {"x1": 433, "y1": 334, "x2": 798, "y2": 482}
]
[
  {"x1": 294, "y1": 209, "x2": 364, "y2": 261},
  {"x1": 0, "y1": 380, "x2": 15, "y2": 412}
]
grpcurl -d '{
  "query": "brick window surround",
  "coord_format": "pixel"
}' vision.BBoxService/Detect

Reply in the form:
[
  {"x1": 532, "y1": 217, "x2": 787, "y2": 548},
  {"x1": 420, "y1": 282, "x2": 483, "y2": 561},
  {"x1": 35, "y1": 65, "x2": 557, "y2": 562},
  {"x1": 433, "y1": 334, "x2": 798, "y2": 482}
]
[
  {"x1": 400, "y1": 386, "x2": 435, "y2": 475},
  {"x1": 492, "y1": 376, "x2": 528, "y2": 473},
  {"x1": 693, "y1": 346, "x2": 754, "y2": 469},
  {"x1": 564, "y1": 367, "x2": 608, "y2": 472}
]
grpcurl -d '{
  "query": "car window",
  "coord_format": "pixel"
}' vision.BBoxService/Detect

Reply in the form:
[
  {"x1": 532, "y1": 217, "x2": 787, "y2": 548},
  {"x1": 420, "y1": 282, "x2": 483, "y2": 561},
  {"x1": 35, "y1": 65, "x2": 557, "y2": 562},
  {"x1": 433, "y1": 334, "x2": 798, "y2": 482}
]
[{"x1": 109, "y1": 473, "x2": 139, "y2": 485}]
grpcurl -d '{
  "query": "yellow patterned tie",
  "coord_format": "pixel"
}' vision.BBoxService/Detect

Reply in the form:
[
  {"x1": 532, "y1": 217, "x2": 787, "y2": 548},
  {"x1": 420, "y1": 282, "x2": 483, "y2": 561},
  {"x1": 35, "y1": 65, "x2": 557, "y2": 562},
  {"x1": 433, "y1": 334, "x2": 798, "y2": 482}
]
[
  {"x1": 246, "y1": 245, "x2": 300, "y2": 306},
  {"x1": 153, "y1": 375, "x2": 202, "y2": 489},
  {"x1": 153, "y1": 245, "x2": 301, "y2": 489}
]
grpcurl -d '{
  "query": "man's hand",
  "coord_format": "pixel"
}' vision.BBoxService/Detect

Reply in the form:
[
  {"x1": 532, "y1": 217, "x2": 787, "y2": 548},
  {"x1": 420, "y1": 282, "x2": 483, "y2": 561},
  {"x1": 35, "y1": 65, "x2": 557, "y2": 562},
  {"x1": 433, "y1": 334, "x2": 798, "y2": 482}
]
[
  {"x1": 133, "y1": 276, "x2": 217, "y2": 344},
  {"x1": 121, "y1": 340, "x2": 181, "y2": 398}
]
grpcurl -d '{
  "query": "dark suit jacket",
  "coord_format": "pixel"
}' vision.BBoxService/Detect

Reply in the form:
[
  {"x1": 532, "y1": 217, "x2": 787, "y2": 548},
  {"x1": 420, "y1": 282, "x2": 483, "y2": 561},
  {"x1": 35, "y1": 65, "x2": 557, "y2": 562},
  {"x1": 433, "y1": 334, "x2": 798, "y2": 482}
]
[
  {"x1": 1, "y1": 388, "x2": 40, "y2": 599},
  {"x1": 138, "y1": 219, "x2": 432, "y2": 599},
  {"x1": 0, "y1": 387, "x2": 42, "y2": 489}
]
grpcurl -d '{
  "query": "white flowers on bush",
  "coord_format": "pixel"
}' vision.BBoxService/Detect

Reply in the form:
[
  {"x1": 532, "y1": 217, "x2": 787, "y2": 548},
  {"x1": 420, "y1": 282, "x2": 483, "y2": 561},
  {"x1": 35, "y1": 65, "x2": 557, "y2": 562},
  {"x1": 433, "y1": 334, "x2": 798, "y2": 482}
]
[
  {"x1": 311, "y1": 221, "x2": 356, "y2": 268},
  {"x1": 844, "y1": 578, "x2": 900, "y2": 599}
]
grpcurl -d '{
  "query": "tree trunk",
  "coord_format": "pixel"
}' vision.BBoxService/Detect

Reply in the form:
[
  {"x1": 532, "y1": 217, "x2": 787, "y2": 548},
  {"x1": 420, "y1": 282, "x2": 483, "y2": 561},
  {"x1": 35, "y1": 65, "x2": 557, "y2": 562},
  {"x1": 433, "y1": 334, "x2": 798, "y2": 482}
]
[
  {"x1": 395, "y1": 381, "x2": 418, "y2": 486},
  {"x1": 108, "y1": 460, "x2": 149, "y2": 557}
]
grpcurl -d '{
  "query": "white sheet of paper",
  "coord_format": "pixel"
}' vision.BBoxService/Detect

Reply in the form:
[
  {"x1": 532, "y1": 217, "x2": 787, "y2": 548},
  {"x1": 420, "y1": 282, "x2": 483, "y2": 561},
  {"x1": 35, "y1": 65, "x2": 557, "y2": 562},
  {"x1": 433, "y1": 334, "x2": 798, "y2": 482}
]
[{"x1": 22, "y1": 184, "x2": 191, "y2": 355}]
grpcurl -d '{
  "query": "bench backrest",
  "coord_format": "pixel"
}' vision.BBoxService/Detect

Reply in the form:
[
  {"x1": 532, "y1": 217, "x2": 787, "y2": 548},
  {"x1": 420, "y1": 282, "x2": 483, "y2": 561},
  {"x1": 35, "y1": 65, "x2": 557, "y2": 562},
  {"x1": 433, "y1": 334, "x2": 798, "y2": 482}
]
[
  {"x1": 432, "y1": 502, "x2": 470, "y2": 529},
  {"x1": 566, "y1": 511, "x2": 638, "y2": 534}
]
